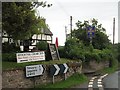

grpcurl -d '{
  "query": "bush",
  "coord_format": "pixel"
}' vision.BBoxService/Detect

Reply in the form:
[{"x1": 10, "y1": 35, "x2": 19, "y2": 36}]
[
  {"x1": 2, "y1": 53, "x2": 16, "y2": 62},
  {"x1": 64, "y1": 38, "x2": 85, "y2": 61},
  {"x1": 36, "y1": 41, "x2": 47, "y2": 51},
  {"x1": 2, "y1": 42, "x2": 20, "y2": 53},
  {"x1": 58, "y1": 46, "x2": 66, "y2": 58}
]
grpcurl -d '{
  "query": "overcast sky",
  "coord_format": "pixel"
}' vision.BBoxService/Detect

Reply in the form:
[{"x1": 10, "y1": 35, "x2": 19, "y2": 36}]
[{"x1": 37, "y1": 0, "x2": 119, "y2": 46}]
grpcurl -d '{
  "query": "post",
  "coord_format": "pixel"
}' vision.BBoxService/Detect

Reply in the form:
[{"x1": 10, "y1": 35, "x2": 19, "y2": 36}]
[
  {"x1": 64, "y1": 73, "x2": 67, "y2": 80},
  {"x1": 70, "y1": 16, "x2": 72, "y2": 38},
  {"x1": 52, "y1": 76, "x2": 54, "y2": 84},
  {"x1": 113, "y1": 18, "x2": 115, "y2": 45},
  {"x1": 65, "y1": 26, "x2": 67, "y2": 41}
]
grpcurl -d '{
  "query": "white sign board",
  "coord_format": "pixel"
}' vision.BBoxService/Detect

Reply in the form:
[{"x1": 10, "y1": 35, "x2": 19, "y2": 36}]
[
  {"x1": 16, "y1": 51, "x2": 45, "y2": 63},
  {"x1": 26, "y1": 65, "x2": 44, "y2": 77}
]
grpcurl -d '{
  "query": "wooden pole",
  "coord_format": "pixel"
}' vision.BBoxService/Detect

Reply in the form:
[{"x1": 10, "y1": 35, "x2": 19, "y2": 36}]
[
  {"x1": 65, "y1": 26, "x2": 67, "y2": 41},
  {"x1": 64, "y1": 73, "x2": 67, "y2": 80},
  {"x1": 113, "y1": 18, "x2": 115, "y2": 45},
  {"x1": 52, "y1": 75, "x2": 54, "y2": 84},
  {"x1": 70, "y1": 16, "x2": 72, "y2": 38}
]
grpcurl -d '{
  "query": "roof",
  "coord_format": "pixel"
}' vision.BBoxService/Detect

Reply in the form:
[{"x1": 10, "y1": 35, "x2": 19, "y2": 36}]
[{"x1": 41, "y1": 28, "x2": 53, "y2": 36}]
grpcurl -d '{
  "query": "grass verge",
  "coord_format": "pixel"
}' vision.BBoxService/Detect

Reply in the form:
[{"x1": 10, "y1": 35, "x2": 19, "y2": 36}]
[
  {"x1": 2, "y1": 58, "x2": 80, "y2": 70},
  {"x1": 35, "y1": 73, "x2": 88, "y2": 88}
]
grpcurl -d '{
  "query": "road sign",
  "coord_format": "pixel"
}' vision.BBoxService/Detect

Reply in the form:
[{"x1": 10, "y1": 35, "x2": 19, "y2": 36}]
[
  {"x1": 50, "y1": 64, "x2": 69, "y2": 76},
  {"x1": 26, "y1": 65, "x2": 44, "y2": 77},
  {"x1": 16, "y1": 51, "x2": 45, "y2": 63},
  {"x1": 50, "y1": 64, "x2": 60, "y2": 76},
  {"x1": 58, "y1": 63, "x2": 69, "y2": 74},
  {"x1": 63, "y1": 63, "x2": 69, "y2": 73}
]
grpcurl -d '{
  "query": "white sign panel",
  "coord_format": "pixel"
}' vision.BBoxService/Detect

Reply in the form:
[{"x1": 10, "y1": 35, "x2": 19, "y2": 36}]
[
  {"x1": 16, "y1": 51, "x2": 45, "y2": 63},
  {"x1": 26, "y1": 65, "x2": 44, "y2": 77}
]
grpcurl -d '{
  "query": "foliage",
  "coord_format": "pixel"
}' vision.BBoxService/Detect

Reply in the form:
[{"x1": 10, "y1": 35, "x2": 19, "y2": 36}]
[
  {"x1": 64, "y1": 38, "x2": 85, "y2": 61},
  {"x1": 36, "y1": 41, "x2": 47, "y2": 51},
  {"x1": 72, "y1": 18, "x2": 111, "y2": 50},
  {"x1": 2, "y1": 2, "x2": 51, "y2": 41},
  {"x1": 58, "y1": 46, "x2": 66, "y2": 58},
  {"x1": 63, "y1": 37, "x2": 114, "y2": 63},
  {"x1": 117, "y1": 43, "x2": 120, "y2": 62},
  {"x1": 84, "y1": 52, "x2": 101, "y2": 62},
  {"x1": 2, "y1": 53, "x2": 16, "y2": 62},
  {"x1": 2, "y1": 42, "x2": 20, "y2": 53}
]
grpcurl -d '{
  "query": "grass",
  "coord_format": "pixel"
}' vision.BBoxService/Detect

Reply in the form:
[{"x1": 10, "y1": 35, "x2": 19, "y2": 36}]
[
  {"x1": 35, "y1": 73, "x2": 88, "y2": 88},
  {"x1": 2, "y1": 58, "x2": 80, "y2": 70}
]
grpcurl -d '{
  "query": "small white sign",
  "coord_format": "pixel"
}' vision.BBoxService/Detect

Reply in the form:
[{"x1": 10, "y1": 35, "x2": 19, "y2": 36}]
[
  {"x1": 16, "y1": 51, "x2": 45, "y2": 63},
  {"x1": 26, "y1": 65, "x2": 44, "y2": 77}
]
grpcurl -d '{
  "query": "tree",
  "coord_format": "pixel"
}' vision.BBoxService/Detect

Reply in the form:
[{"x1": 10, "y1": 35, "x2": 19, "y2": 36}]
[
  {"x1": 2, "y1": 2, "x2": 51, "y2": 42},
  {"x1": 72, "y1": 18, "x2": 111, "y2": 50}
]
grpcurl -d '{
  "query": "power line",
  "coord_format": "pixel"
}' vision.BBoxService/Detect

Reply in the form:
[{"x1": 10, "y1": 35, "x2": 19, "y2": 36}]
[{"x1": 54, "y1": 0, "x2": 70, "y2": 17}]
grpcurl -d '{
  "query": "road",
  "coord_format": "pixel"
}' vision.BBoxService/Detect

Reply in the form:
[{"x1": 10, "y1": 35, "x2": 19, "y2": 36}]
[
  {"x1": 103, "y1": 71, "x2": 119, "y2": 89},
  {"x1": 72, "y1": 71, "x2": 120, "y2": 90}
]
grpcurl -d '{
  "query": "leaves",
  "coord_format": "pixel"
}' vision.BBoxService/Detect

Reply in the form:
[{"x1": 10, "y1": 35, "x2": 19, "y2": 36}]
[
  {"x1": 72, "y1": 18, "x2": 110, "y2": 49},
  {"x1": 2, "y1": 2, "x2": 49, "y2": 40}
]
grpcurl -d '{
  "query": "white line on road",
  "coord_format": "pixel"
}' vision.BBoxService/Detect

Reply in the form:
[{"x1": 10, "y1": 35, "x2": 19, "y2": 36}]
[
  {"x1": 98, "y1": 79, "x2": 102, "y2": 82},
  {"x1": 97, "y1": 81, "x2": 102, "y2": 84},
  {"x1": 89, "y1": 82, "x2": 93, "y2": 85},
  {"x1": 100, "y1": 73, "x2": 108, "y2": 79},
  {"x1": 90, "y1": 79, "x2": 94, "y2": 82},
  {"x1": 88, "y1": 84, "x2": 93, "y2": 87},
  {"x1": 98, "y1": 84, "x2": 103, "y2": 87},
  {"x1": 88, "y1": 76, "x2": 97, "y2": 90},
  {"x1": 92, "y1": 76, "x2": 97, "y2": 80}
]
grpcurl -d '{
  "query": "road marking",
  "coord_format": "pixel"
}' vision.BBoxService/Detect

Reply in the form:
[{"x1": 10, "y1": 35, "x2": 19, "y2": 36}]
[
  {"x1": 92, "y1": 76, "x2": 97, "y2": 80},
  {"x1": 98, "y1": 85, "x2": 103, "y2": 87},
  {"x1": 89, "y1": 82, "x2": 93, "y2": 85},
  {"x1": 100, "y1": 73, "x2": 108, "y2": 79},
  {"x1": 90, "y1": 79, "x2": 94, "y2": 82},
  {"x1": 88, "y1": 84, "x2": 93, "y2": 87},
  {"x1": 98, "y1": 79, "x2": 102, "y2": 81},
  {"x1": 88, "y1": 76, "x2": 97, "y2": 90},
  {"x1": 97, "y1": 81, "x2": 102, "y2": 84}
]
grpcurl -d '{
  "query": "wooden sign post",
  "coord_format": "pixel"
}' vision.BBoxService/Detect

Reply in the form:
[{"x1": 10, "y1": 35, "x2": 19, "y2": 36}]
[{"x1": 48, "y1": 43, "x2": 60, "y2": 60}]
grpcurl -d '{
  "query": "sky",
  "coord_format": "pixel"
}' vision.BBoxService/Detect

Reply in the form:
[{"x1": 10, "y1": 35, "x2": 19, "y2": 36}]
[{"x1": 37, "y1": 0, "x2": 119, "y2": 46}]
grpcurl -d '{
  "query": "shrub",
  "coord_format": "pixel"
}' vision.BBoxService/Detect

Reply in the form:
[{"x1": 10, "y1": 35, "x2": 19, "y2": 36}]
[
  {"x1": 2, "y1": 53, "x2": 16, "y2": 62},
  {"x1": 36, "y1": 41, "x2": 47, "y2": 51},
  {"x1": 58, "y1": 46, "x2": 66, "y2": 58},
  {"x1": 2, "y1": 42, "x2": 20, "y2": 53},
  {"x1": 64, "y1": 38, "x2": 85, "y2": 61}
]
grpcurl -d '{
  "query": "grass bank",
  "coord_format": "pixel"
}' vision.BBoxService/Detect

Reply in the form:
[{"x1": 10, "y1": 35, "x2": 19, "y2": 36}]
[
  {"x1": 2, "y1": 58, "x2": 80, "y2": 70},
  {"x1": 35, "y1": 73, "x2": 88, "y2": 88}
]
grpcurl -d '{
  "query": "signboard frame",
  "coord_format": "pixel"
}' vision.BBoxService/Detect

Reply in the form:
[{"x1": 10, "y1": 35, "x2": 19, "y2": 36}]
[{"x1": 16, "y1": 51, "x2": 45, "y2": 63}]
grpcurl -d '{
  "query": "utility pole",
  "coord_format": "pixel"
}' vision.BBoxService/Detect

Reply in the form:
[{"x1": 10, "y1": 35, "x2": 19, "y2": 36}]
[
  {"x1": 113, "y1": 18, "x2": 115, "y2": 45},
  {"x1": 70, "y1": 16, "x2": 72, "y2": 38},
  {"x1": 65, "y1": 26, "x2": 67, "y2": 41}
]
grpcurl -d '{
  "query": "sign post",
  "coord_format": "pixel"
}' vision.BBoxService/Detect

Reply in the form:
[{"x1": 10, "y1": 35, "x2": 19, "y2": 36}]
[
  {"x1": 48, "y1": 43, "x2": 60, "y2": 60},
  {"x1": 52, "y1": 76, "x2": 55, "y2": 84}
]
